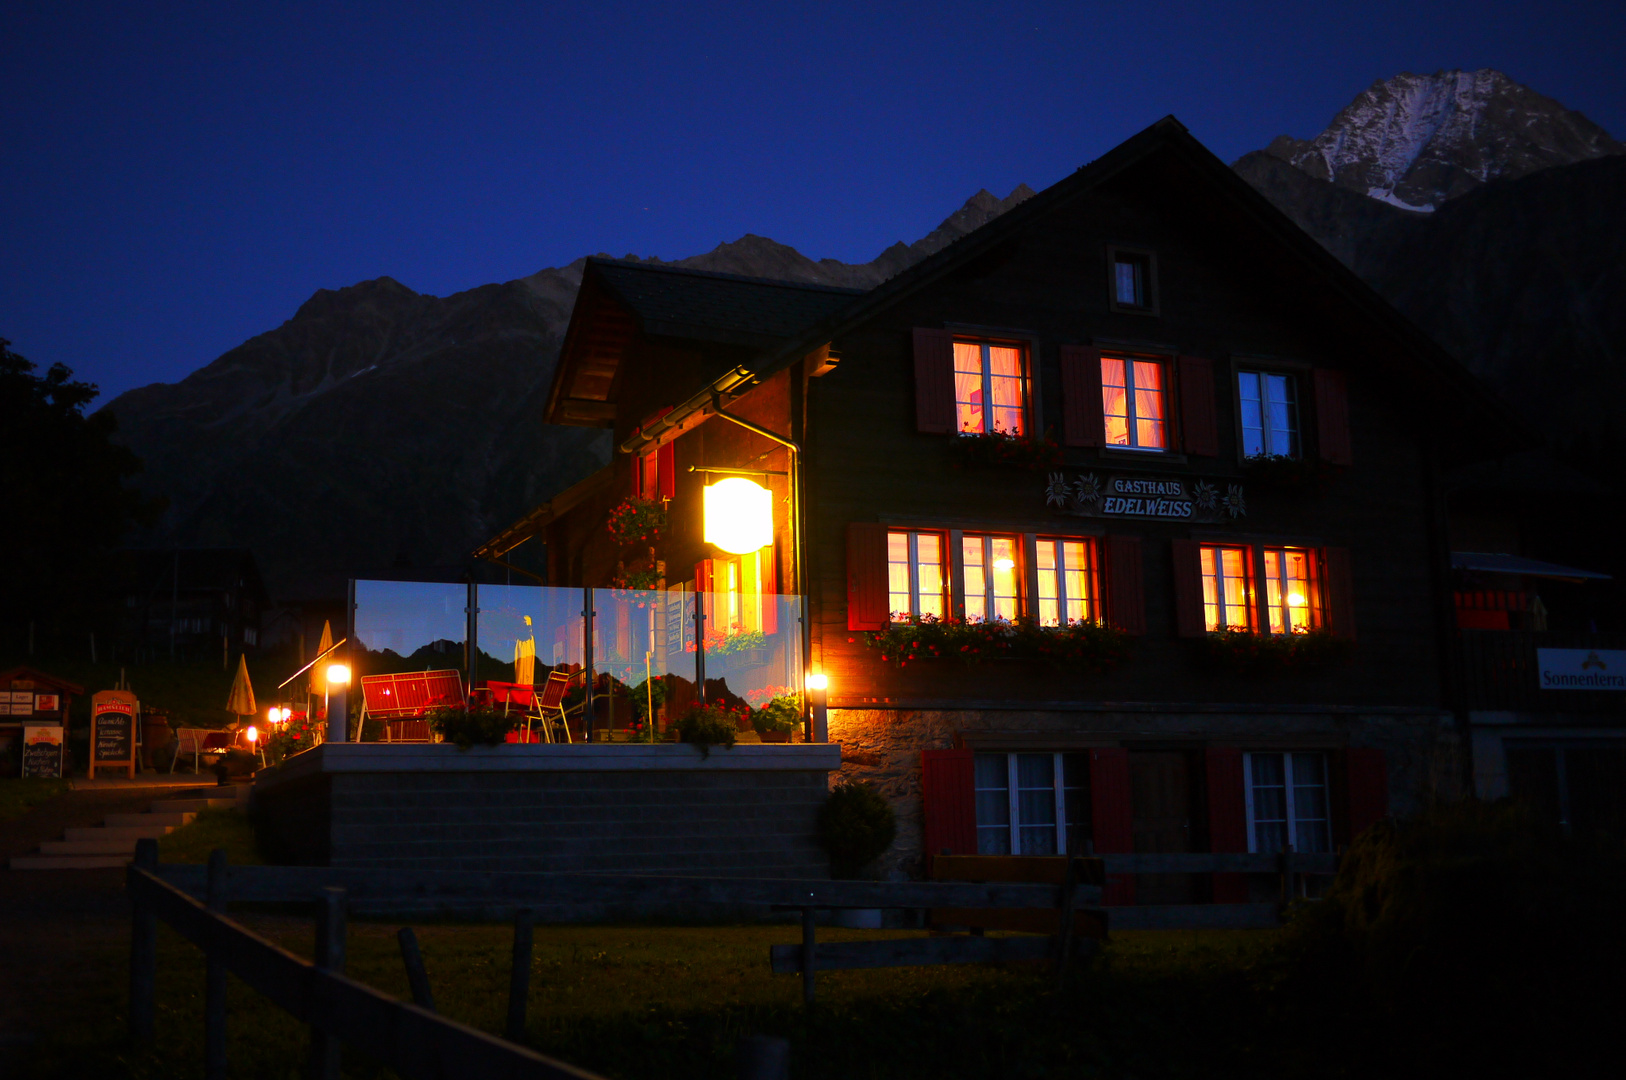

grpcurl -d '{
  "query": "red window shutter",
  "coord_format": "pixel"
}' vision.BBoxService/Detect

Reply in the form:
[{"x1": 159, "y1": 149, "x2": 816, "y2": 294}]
[
  {"x1": 1177, "y1": 355, "x2": 1218, "y2": 456},
  {"x1": 1059, "y1": 344, "x2": 1104, "y2": 447},
  {"x1": 846, "y1": 522, "x2": 889, "y2": 631},
  {"x1": 1089, "y1": 747, "x2": 1136, "y2": 905},
  {"x1": 1313, "y1": 368, "x2": 1352, "y2": 466},
  {"x1": 912, "y1": 328, "x2": 955, "y2": 434},
  {"x1": 921, "y1": 748, "x2": 977, "y2": 868},
  {"x1": 1322, "y1": 546, "x2": 1356, "y2": 640},
  {"x1": 1171, "y1": 539, "x2": 1205, "y2": 638},
  {"x1": 1341, "y1": 747, "x2": 1388, "y2": 843},
  {"x1": 657, "y1": 441, "x2": 676, "y2": 500},
  {"x1": 1205, "y1": 747, "x2": 1249, "y2": 903},
  {"x1": 759, "y1": 545, "x2": 778, "y2": 635},
  {"x1": 1103, "y1": 535, "x2": 1145, "y2": 635}
]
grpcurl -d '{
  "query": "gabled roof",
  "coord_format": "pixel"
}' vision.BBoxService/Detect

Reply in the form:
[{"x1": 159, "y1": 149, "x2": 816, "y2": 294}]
[
  {"x1": 0, "y1": 666, "x2": 86, "y2": 696},
  {"x1": 545, "y1": 261, "x2": 863, "y2": 426},
  {"x1": 616, "y1": 115, "x2": 1523, "y2": 456}
]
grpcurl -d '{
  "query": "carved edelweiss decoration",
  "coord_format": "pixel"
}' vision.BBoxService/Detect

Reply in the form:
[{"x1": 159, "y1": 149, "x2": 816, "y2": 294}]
[
  {"x1": 1223, "y1": 484, "x2": 1247, "y2": 519},
  {"x1": 1192, "y1": 480, "x2": 1218, "y2": 510},
  {"x1": 1072, "y1": 473, "x2": 1103, "y2": 505},
  {"x1": 1045, "y1": 472, "x2": 1071, "y2": 507}
]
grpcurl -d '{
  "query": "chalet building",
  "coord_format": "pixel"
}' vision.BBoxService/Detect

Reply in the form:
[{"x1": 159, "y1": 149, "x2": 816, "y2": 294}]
[
  {"x1": 111, "y1": 548, "x2": 268, "y2": 662},
  {"x1": 484, "y1": 117, "x2": 1525, "y2": 889}
]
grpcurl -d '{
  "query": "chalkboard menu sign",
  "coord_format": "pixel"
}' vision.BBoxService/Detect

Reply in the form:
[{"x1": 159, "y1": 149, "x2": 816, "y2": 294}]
[
  {"x1": 21, "y1": 725, "x2": 64, "y2": 779},
  {"x1": 90, "y1": 690, "x2": 139, "y2": 779}
]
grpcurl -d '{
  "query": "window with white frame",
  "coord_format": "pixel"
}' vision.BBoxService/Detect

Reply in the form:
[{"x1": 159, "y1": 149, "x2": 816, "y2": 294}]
[
  {"x1": 1260, "y1": 546, "x2": 1320, "y2": 635},
  {"x1": 953, "y1": 341, "x2": 1026, "y2": 436},
  {"x1": 1035, "y1": 537, "x2": 1098, "y2": 625},
  {"x1": 961, "y1": 534, "x2": 1020, "y2": 623},
  {"x1": 887, "y1": 530, "x2": 946, "y2": 622},
  {"x1": 974, "y1": 751, "x2": 1090, "y2": 855},
  {"x1": 1101, "y1": 355, "x2": 1168, "y2": 450},
  {"x1": 1199, "y1": 544, "x2": 1255, "y2": 632},
  {"x1": 1244, "y1": 752, "x2": 1331, "y2": 853},
  {"x1": 1237, "y1": 370, "x2": 1300, "y2": 459}
]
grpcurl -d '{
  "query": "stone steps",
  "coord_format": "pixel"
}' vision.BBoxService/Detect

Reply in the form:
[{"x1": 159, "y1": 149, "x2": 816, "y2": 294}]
[{"x1": 9, "y1": 796, "x2": 228, "y2": 870}]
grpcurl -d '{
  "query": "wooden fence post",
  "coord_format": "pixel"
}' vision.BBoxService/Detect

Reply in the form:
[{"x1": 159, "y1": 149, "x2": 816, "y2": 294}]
[
  {"x1": 800, "y1": 907, "x2": 816, "y2": 1005},
  {"x1": 396, "y1": 927, "x2": 436, "y2": 1011},
  {"x1": 1053, "y1": 856, "x2": 1081, "y2": 985},
  {"x1": 506, "y1": 908, "x2": 534, "y2": 1044},
  {"x1": 129, "y1": 838, "x2": 159, "y2": 1042},
  {"x1": 205, "y1": 849, "x2": 229, "y2": 1080},
  {"x1": 309, "y1": 887, "x2": 347, "y2": 1080}
]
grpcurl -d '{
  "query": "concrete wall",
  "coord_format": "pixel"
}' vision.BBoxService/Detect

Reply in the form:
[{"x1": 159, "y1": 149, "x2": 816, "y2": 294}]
[{"x1": 252, "y1": 743, "x2": 839, "y2": 879}]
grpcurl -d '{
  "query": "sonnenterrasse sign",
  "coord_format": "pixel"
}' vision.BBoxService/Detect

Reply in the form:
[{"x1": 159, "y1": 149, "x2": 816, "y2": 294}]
[{"x1": 1537, "y1": 649, "x2": 1626, "y2": 691}]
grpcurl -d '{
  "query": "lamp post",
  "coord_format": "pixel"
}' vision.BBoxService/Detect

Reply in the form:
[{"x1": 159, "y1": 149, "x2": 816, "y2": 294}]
[
  {"x1": 806, "y1": 673, "x2": 829, "y2": 744},
  {"x1": 325, "y1": 663, "x2": 350, "y2": 745}
]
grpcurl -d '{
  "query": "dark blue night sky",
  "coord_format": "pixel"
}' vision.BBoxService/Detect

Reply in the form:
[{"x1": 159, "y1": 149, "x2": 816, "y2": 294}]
[{"x1": 3, "y1": 1, "x2": 1622, "y2": 404}]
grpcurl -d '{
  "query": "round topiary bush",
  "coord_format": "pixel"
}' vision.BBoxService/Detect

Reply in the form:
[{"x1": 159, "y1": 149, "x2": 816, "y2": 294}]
[{"x1": 817, "y1": 779, "x2": 897, "y2": 878}]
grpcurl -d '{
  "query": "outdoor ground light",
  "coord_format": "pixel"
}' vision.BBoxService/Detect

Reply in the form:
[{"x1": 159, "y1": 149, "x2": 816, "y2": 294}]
[
  {"x1": 245, "y1": 725, "x2": 258, "y2": 744},
  {"x1": 703, "y1": 477, "x2": 772, "y2": 554},
  {"x1": 805, "y1": 673, "x2": 828, "y2": 693},
  {"x1": 326, "y1": 663, "x2": 351, "y2": 687}
]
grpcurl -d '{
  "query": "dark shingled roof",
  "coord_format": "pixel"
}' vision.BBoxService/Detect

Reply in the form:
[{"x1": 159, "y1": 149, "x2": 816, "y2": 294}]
[{"x1": 591, "y1": 260, "x2": 865, "y2": 348}]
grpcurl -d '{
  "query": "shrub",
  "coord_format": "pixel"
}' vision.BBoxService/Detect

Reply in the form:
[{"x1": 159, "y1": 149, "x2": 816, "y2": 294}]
[
  {"x1": 751, "y1": 694, "x2": 802, "y2": 736},
  {"x1": 947, "y1": 427, "x2": 1064, "y2": 471},
  {"x1": 817, "y1": 780, "x2": 897, "y2": 878},
  {"x1": 673, "y1": 704, "x2": 738, "y2": 757},
  {"x1": 1285, "y1": 801, "x2": 1626, "y2": 1076},
  {"x1": 426, "y1": 706, "x2": 520, "y2": 750},
  {"x1": 858, "y1": 615, "x2": 1128, "y2": 673}
]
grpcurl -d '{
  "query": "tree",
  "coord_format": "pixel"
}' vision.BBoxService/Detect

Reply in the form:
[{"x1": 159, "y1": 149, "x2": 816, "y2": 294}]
[{"x1": 0, "y1": 338, "x2": 163, "y2": 650}]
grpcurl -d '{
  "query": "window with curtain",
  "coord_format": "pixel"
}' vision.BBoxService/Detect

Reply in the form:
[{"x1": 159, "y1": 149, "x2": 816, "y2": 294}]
[
  {"x1": 953, "y1": 341, "x2": 1026, "y2": 436},
  {"x1": 1101, "y1": 356, "x2": 1167, "y2": 450},
  {"x1": 1110, "y1": 250, "x2": 1155, "y2": 311},
  {"x1": 1245, "y1": 752, "x2": 1331, "y2": 853},
  {"x1": 973, "y1": 751, "x2": 1092, "y2": 855},
  {"x1": 1035, "y1": 537, "x2": 1098, "y2": 625},
  {"x1": 887, "y1": 530, "x2": 946, "y2": 622},
  {"x1": 1238, "y1": 370, "x2": 1300, "y2": 459},
  {"x1": 1200, "y1": 544, "x2": 1255, "y2": 632},
  {"x1": 1261, "y1": 547, "x2": 1320, "y2": 635},
  {"x1": 962, "y1": 534, "x2": 1020, "y2": 622}
]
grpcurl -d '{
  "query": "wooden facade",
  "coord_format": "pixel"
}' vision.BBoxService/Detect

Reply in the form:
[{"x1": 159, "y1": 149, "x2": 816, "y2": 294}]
[{"x1": 493, "y1": 118, "x2": 1521, "y2": 883}]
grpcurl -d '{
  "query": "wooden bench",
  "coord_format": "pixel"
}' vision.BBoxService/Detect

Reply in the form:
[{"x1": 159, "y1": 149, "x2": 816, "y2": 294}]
[{"x1": 931, "y1": 854, "x2": 1110, "y2": 939}]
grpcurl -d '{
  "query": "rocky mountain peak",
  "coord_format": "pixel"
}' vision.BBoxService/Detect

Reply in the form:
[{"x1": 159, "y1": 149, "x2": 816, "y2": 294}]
[{"x1": 1261, "y1": 69, "x2": 1623, "y2": 211}]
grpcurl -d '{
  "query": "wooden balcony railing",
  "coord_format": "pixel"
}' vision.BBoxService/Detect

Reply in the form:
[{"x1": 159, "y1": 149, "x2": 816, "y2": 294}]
[{"x1": 1457, "y1": 630, "x2": 1626, "y2": 713}]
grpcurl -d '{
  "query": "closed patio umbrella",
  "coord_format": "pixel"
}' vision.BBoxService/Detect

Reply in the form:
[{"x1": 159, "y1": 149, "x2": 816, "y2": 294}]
[{"x1": 226, "y1": 653, "x2": 257, "y2": 720}]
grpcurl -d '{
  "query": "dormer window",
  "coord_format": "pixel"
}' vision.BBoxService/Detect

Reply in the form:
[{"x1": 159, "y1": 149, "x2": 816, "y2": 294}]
[{"x1": 1107, "y1": 247, "x2": 1158, "y2": 314}]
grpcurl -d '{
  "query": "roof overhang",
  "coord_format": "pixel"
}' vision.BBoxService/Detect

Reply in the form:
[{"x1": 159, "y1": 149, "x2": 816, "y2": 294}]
[
  {"x1": 473, "y1": 465, "x2": 618, "y2": 560},
  {"x1": 1450, "y1": 551, "x2": 1612, "y2": 583}
]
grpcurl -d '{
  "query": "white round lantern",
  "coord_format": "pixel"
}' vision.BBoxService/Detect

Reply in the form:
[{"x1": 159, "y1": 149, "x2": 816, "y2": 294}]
[{"x1": 703, "y1": 478, "x2": 773, "y2": 554}]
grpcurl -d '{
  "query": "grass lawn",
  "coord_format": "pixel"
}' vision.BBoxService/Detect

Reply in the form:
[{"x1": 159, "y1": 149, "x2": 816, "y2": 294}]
[
  {"x1": 24, "y1": 916, "x2": 1314, "y2": 1080},
  {"x1": 156, "y1": 807, "x2": 265, "y2": 864},
  {"x1": 0, "y1": 777, "x2": 70, "y2": 823}
]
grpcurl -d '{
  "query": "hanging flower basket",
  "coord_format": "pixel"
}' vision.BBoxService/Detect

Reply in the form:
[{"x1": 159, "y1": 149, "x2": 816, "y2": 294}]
[
  {"x1": 607, "y1": 497, "x2": 666, "y2": 545},
  {"x1": 948, "y1": 428, "x2": 1065, "y2": 472}
]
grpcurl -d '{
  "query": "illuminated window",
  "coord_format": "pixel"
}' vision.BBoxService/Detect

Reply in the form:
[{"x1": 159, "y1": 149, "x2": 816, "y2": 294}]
[
  {"x1": 715, "y1": 548, "x2": 770, "y2": 634},
  {"x1": 1238, "y1": 371, "x2": 1300, "y2": 458},
  {"x1": 1245, "y1": 752, "x2": 1331, "y2": 853},
  {"x1": 1199, "y1": 544, "x2": 1254, "y2": 632},
  {"x1": 887, "y1": 530, "x2": 946, "y2": 622},
  {"x1": 962, "y1": 534, "x2": 1020, "y2": 622},
  {"x1": 1101, "y1": 356, "x2": 1167, "y2": 451},
  {"x1": 1035, "y1": 538, "x2": 1098, "y2": 625},
  {"x1": 1261, "y1": 547, "x2": 1320, "y2": 635},
  {"x1": 974, "y1": 752, "x2": 1091, "y2": 855},
  {"x1": 953, "y1": 341, "x2": 1026, "y2": 436}
]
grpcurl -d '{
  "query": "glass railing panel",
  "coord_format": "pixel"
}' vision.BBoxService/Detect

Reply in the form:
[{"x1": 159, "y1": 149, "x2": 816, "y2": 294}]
[
  {"x1": 351, "y1": 580, "x2": 468, "y2": 681},
  {"x1": 694, "y1": 590, "x2": 805, "y2": 717},
  {"x1": 476, "y1": 584, "x2": 586, "y2": 686},
  {"x1": 588, "y1": 586, "x2": 695, "y2": 738}
]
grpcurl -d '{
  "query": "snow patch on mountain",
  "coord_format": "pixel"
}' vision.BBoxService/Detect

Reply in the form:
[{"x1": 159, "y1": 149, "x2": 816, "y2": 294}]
[{"x1": 1261, "y1": 69, "x2": 1623, "y2": 210}]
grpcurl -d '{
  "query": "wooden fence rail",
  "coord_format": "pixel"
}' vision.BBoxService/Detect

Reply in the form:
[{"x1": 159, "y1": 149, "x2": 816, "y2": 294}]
[{"x1": 127, "y1": 842, "x2": 609, "y2": 1080}]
